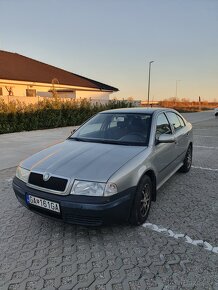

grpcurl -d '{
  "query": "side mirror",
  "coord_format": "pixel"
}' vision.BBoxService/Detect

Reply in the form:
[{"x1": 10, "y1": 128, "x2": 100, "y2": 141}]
[{"x1": 158, "y1": 134, "x2": 175, "y2": 144}]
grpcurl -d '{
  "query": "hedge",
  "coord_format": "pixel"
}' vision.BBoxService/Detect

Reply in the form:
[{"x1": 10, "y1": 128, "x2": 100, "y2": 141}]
[{"x1": 0, "y1": 98, "x2": 132, "y2": 134}]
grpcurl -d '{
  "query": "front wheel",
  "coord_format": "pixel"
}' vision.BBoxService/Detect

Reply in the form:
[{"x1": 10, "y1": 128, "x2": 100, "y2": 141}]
[
  {"x1": 129, "y1": 175, "x2": 152, "y2": 226},
  {"x1": 179, "y1": 145, "x2": 192, "y2": 173}
]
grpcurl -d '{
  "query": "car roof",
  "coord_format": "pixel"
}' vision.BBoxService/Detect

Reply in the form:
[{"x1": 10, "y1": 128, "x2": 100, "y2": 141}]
[{"x1": 100, "y1": 107, "x2": 174, "y2": 114}]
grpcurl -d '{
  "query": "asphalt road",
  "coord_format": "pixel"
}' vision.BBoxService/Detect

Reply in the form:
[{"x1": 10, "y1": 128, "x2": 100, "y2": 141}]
[{"x1": 0, "y1": 111, "x2": 217, "y2": 289}]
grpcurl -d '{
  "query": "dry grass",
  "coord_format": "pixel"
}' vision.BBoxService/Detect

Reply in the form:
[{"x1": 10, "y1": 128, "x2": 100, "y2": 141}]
[{"x1": 158, "y1": 99, "x2": 218, "y2": 112}]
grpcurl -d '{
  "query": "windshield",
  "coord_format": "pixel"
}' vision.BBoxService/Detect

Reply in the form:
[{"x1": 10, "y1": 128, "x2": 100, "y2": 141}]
[{"x1": 70, "y1": 113, "x2": 152, "y2": 146}]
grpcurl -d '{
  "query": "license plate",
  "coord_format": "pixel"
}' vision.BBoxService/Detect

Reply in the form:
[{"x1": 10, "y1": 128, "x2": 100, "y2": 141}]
[{"x1": 26, "y1": 194, "x2": 60, "y2": 213}]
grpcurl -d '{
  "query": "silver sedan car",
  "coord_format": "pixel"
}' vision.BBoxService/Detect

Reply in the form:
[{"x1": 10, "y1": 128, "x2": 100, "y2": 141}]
[{"x1": 13, "y1": 108, "x2": 193, "y2": 226}]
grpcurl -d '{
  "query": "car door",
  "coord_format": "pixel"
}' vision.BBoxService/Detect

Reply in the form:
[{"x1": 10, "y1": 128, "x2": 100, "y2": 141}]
[
  {"x1": 166, "y1": 112, "x2": 188, "y2": 164},
  {"x1": 151, "y1": 112, "x2": 177, "y2": 185}
]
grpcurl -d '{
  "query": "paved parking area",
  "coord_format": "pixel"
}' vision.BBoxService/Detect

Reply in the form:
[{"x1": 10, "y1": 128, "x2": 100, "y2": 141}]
[
  {"x1": 0, "y1": 113, "x2": 217, "y2": 289},
  {"x1": 0, "y1": 127, "x2": 74, "y2": 170}
]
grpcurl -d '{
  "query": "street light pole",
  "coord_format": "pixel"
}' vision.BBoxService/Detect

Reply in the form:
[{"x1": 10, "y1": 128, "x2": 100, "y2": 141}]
[{"x1": 147, "y1": 61, "x2": 154, "y2": 106}]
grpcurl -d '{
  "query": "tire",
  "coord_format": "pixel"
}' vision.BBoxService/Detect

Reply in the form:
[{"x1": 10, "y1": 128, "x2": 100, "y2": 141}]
[
  {"x1": 129, "y1": 175, "x2": 152, "y2": 226},
  {"x1": 179, "y1": 144, "x2": 192, "y2": 173}
]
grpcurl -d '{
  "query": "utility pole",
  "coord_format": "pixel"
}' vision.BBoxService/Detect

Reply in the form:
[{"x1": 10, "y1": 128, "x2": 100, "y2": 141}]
[
  {"x1": 175, "y1": 80, "x2": 181, "y2": 99},
  {"x1": 147, "y1": 61, "x2": 154, "y2": 106},
  {"x1": 199, "y1": 96, "x2": 201, "y2": 111}
]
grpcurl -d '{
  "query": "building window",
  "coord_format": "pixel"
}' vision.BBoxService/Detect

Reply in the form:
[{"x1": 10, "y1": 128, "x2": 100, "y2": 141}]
[
  {"x1": 0, "y1": 87, "x2": 2, "y2": 96},
  {"x1": 26, "y1": 89, "x2": 36, "y2": 97}
]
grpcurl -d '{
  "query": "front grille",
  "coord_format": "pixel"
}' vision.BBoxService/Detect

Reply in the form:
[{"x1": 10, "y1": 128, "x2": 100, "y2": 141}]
[
  {"x1": 64, "y1": 214, "x2": 103, "y2": 226},
  {"x1": 28, "y1": 172, "x2": 68, "y2": 192}
]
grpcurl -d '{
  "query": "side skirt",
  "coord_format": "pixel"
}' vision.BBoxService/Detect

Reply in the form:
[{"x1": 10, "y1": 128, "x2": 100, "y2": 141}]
[{"x1": 156, "y1": 162, "x2": 183, "y2": 191}]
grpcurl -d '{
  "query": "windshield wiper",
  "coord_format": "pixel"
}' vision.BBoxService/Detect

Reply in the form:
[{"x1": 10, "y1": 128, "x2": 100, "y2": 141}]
[
  {"x1": 82, "y1": 139, "x2": 145, "y2": 146},
  {"x1": 68, "y1": 137, "x2": 89, "y2": 142},
  {"x1": 69, "y1": 137, "x2": 145, "y2": 146},
  {"x1": 94, "y1": 140, "x2": 128, "y2": 145}
]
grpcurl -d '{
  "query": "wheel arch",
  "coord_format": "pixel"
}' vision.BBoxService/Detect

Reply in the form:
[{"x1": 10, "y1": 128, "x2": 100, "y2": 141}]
[
  {"x1": 189, "y1": 142, "x2": 193, "y2": 152},
  {"x1": 137, "y1": 169, "x2": 157, "y2": 202}
]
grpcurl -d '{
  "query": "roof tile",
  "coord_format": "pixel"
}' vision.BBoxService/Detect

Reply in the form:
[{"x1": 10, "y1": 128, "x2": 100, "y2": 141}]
[{"x1": 0, "y1": 51, "x2": 118, "y2": 92}]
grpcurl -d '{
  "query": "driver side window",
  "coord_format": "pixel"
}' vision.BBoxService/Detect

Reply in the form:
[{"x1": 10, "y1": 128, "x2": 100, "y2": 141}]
[{"x1": 156, "y1": 113, "x2": 172, "y2": 137}]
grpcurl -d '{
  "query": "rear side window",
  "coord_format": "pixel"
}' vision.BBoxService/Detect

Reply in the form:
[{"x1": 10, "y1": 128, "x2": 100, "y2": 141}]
[
  {"x1": 177, "y1": 115, "x2": 185, "y2": 127},
  {"x1": 156, "y1": 113, "x2": 172, "y2": 136},
  {"x1": 166, "y1": 112, "x2": 185, "y2": 132}
]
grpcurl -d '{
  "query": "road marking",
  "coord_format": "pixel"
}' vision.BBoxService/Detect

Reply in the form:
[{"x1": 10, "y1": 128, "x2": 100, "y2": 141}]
[
  {"x1": 143, "y1": 223, "x2": 218, "y2": 254},
  {"x1": 5, "y1": 178, "x2": 13, "y2": 182},
  {"x1": 195, "y1": 128, "x2": 218, "y2": 130},
  {"x1": 194, "y1": 145, "x2": 218, "y2": 150},
  {"x1": 195, "y1": 135, "x2": 218, "y2": 138},
  {"x1": 192, "y1": 166, "x2": 218, "y2": 172}
]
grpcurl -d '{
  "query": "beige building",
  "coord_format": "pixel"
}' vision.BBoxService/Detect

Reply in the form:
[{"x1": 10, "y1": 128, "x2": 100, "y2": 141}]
[{"x1": 0, "y1": 51, "x2": 118, "y2": 104}]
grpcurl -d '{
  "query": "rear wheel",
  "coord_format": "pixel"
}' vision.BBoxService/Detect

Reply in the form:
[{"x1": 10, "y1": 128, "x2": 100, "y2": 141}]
[
  {"x1": 129, "y1": 175, "x2": 152, "y2": 226},
  {"x1": 179, "y1": 144, "x2": 192, "y2": 173}
]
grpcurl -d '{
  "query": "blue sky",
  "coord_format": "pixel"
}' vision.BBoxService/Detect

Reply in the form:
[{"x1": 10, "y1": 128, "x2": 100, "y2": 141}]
[{"x1": 0, "y1": 0, "x2": 217, "y2": 101}]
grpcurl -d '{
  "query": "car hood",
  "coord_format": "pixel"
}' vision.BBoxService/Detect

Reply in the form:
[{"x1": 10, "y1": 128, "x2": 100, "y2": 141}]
[{"x1": 21, "y1": 140, "x2": 146, "y2": 182}]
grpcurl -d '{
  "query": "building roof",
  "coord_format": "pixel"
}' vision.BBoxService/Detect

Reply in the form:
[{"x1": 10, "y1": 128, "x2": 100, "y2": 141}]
[{"x1": 0, "y1": 50, "x2": 118, "y2": 92}]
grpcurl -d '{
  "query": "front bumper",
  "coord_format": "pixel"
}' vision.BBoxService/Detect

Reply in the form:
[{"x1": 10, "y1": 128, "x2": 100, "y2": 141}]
[{"x1": 13, "y1": 177, "x2": 135, "y2": 226}]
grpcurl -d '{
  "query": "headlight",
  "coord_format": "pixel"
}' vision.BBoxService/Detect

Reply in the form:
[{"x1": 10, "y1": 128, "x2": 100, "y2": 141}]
[
  {"x1": 16, "y1": 166, "x2": 30, "y2": 183},
  {"x1": 70, "y1": 180, "x2": 118, "y2": 196}
]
